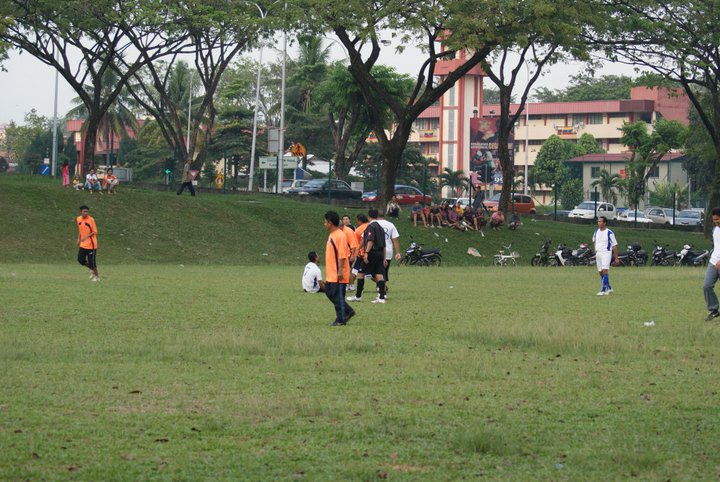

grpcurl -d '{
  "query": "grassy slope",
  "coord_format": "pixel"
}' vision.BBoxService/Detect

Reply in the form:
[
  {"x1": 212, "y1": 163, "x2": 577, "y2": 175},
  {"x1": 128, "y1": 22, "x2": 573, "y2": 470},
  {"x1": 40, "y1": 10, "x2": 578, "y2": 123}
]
[{"x1": 0, "y1": 176, "x2": 708, "y2": 266}]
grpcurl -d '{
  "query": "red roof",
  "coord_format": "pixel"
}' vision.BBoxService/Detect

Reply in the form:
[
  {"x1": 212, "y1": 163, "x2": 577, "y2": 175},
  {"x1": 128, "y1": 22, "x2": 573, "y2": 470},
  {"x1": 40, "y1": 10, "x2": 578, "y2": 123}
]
[
  {"x1": 566, "y1": 152, "x2": 685, "y2": 163},
  {"x1": 482, "y1": 99, "x2": 656, "y2": 116}
]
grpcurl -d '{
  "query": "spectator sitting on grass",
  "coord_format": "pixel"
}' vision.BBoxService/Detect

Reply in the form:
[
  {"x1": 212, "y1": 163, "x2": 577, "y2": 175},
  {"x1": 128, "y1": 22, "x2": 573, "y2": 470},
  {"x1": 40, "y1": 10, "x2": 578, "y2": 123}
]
[
  {"x1": 72, "y1": 175, "x2": 82, "y2": 190},
  {"x1": 386, "y1": 196, "x2": 401, "y2": 218},
  {"x1": 84, "y1": 169, "x2": 102, "y2": 194},
  {"x1": 490, "y1": 210, "x2": 505, "y2": 230},
  {"x1": 410, "y1": 201, "x2": 428, "y2": 227},
  {"x1": 103, "y1": 168, "x2": 119, "y2": 194},
  {"x1": 429, "y1": 202, "x2": 443, "y2": 228},
  {"x1": 447, "y1": 205, "x2": 464, "y2": 231},
  {"x1": 462, "y1": 205, "x2": 478, "y2": 231},
  {"x1": 475, "y1": 209, "x2": 488, "y2": 231}
]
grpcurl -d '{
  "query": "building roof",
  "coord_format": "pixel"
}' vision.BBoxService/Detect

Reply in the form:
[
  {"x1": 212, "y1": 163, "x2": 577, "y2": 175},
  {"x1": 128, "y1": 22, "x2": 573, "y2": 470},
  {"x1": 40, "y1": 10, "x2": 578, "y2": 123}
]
[
  {"x1": 566, "y1": 152, "x2": 686, "y2": 163},
  {"x1": 483, "y1": 99, "x2": 655, "y2": 116}
]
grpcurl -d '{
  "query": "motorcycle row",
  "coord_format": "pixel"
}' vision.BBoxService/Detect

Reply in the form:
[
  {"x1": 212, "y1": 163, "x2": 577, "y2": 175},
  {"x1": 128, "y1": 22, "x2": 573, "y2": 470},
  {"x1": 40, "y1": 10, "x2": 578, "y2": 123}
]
[{"x1": 531, "y1": 239, "x2": 710, "y2": 267}]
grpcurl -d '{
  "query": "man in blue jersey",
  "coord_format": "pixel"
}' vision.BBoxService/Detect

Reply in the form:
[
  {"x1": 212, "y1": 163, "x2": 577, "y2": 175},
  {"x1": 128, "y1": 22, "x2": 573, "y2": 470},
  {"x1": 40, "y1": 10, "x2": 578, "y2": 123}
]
[
  {"x1": 702, "y1": 207, "x2": 720, "y2": 320},
  {"x1": 593, "y1": 216, "x2": 619, "y2": 296}
]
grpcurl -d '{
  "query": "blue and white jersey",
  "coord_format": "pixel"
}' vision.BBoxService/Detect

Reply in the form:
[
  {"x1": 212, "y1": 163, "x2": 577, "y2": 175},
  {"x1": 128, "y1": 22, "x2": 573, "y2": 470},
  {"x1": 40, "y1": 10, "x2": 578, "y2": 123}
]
[
  {"x1": 302, "y1": 262, "x2": 322, "y2": 292},
  {"x1": 710, "y1": 226, "x2": 720, "y2": 265},
  {"x1": 593, "y1": 228, "x2": 617, "y2": 253}
]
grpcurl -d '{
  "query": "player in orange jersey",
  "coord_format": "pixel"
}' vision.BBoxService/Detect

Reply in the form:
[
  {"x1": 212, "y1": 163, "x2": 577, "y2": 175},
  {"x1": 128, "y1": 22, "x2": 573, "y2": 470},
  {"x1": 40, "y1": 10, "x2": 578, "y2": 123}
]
[{"x1": 76, "y1": 205, "x2": 100, "y2": 281}]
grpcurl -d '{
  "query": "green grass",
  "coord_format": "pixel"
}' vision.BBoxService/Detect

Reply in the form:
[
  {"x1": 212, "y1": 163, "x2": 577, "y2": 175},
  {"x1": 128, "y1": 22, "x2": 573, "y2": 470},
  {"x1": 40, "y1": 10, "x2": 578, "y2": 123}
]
[
  {"x1": 0, "y1": 175, "x2": 708, "y2": 267},
  {"x1": 2, "y1": 264, "x2": 720, "y2": 480},
  {"x1": 2, "y1": 176, "x2": 719, "y2": 479}
]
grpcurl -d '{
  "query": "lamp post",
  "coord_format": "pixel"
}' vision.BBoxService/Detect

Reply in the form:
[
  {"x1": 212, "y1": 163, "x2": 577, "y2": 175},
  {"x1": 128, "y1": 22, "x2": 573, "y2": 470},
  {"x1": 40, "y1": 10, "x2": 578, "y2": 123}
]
[
  {"x1": 523, "y1": 59, "x2": 530, "y2": 196},
  {"x1": 247, "y1": 3, "x2": 267, "y2": 192},
  {"x1": 276, "y1": 1, "x2": 288, "y2": 194},
  {"x1": 51, "y1": 68, "x2": 59, "y2": 177}
]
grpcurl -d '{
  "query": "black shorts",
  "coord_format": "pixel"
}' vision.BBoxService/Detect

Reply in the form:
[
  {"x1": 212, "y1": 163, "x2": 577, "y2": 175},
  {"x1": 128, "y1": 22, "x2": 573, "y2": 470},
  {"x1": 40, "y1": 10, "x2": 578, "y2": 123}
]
[
  {"x1": 78, "y1": 247, "x2": 97, "y2": 269},
  {"x1": 365, "y1": 251, "x2": 386, "y2": 278},
  {"x1": 352, "y1": 257, "x2": 365, "y2": 272}
]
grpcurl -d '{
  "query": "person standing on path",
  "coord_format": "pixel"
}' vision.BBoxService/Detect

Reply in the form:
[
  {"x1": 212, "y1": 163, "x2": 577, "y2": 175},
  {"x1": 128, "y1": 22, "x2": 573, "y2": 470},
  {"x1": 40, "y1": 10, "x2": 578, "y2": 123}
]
[
  {"x1": 702, "y1": 207, "x2": 720, "y2": 320},
  {"x1": 177, "y1": 159, "x2": 196, "y2": 196},
  {"x1": 593, "y1": 216, "x2": 619, "y2": 296},
  {"x1": 76, "y1": 205, "x2": 100, "y2": 281}
]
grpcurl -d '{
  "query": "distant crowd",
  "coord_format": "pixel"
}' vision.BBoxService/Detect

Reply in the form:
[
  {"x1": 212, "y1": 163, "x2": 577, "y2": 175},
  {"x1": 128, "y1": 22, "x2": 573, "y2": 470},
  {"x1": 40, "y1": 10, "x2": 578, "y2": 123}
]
[
  {"x1": 384, "y1": 195, "x2": 520, "y2": 232},
  {"x1": 64, "y1": 162, "x2": 119, "y2": 194}
]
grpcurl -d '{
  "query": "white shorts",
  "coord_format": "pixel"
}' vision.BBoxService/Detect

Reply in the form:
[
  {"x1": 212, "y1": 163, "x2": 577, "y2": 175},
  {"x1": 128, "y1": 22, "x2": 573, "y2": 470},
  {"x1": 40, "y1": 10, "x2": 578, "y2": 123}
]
[{"x1": 596, "y1": 251, "x2": 612, "y2": 271}]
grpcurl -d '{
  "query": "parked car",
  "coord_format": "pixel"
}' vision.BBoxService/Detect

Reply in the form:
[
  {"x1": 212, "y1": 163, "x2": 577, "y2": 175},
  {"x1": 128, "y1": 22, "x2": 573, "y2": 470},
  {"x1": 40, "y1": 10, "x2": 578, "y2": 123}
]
[
  {"x1": 281, "y1": 179, "x2": 309, "y2": 193},
  {"x1": 645, "y1": 207, "x2": 677, "y2": 225},
  {"x1": 568, "y1": 201, "x2": 617, "y2": 220},
  {"x1": 674, "y1": 209, "x2": 704, "y2": 226},
  {"x1": 482, "y1": 193, "x2": 537, "y2": 214},
  {"x1": 543, "y1": 209, "x2": 571, "y2": 218},
  {"x1": 362, "y1": 184, "x2": 432, "y2": 204},
  {"x1": 618, "y1": 210, "x2": 653, "y2": 224},
  {"x1": 288, "y1": 179, "x2": 362, "y2": 199}
]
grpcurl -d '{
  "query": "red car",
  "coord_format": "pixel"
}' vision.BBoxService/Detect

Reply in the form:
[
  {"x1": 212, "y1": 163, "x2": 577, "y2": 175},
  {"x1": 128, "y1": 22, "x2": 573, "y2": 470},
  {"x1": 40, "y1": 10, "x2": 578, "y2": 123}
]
[
  {"x1": 482, "y1": 193, "x2": 536, "y2": 214},
  {"x1": 362, "y1": 184, "x2": 432, "y2": 205}
]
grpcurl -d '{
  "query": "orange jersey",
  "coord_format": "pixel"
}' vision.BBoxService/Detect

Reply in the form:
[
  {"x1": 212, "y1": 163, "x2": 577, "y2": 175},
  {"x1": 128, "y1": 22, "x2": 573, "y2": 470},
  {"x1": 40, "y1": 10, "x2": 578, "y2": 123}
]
[
  {"x1": 76, "y1": 215, "x2": 98, "y2": 249},
  {"x1": 325, "y1": 228, "x2": 350, "y2": 283},
  {"x1": 355, "y1": 223, "x2": 369, "y2": 256},
  {"x1": 342, "y1": 225, "x2": 358, "y2": 256}
]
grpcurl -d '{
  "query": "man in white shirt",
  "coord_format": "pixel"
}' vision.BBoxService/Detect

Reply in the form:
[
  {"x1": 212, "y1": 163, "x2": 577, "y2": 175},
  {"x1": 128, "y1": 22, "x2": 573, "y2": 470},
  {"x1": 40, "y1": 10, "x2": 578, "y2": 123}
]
[
  {"x1": 302, "y1": 251, "x2": 324, "y2": 293},
  {"x1": 702, "y1": 208, "x2": 720, "y2": 320},
  {"x1": 84, "y1": 169, "x2": 102, "y2": 193},
  {"x1": 593, "y1": 216, "x2": 619, "y2": 296},
  {"x1": 376, "y1": 211, "x2": 401, "y2": 294}
]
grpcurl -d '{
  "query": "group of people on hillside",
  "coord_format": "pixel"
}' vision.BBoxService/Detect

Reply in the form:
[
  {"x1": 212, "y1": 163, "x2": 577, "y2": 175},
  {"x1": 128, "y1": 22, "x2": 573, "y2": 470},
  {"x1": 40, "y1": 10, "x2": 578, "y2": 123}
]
[
  {"x1": 64, "y1": 163, "x2": 119, "y2": 194},
  {"x1": 303, "y1": 208, "x2": 401, "y2": 326},
  {"x1": 405, "y1": 198, "x2": 515, "y2": 232}
]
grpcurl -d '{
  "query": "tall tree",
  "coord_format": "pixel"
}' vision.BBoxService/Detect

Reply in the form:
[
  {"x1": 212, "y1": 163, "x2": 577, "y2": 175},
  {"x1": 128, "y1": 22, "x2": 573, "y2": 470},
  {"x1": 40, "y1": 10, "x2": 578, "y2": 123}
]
[
  {"x1": 66, "y1": 68, "x2": 138, "y2": 167},
  {"x1": 439, "y1": 168, "x2": 468, "y2": 197},
  {"x1": 479, "y1": 0, "x2": 600, "y2": 213},
  {"x1": 535, "y1": 74, "x2": 635, "y2": 102},
  {"x1": 591, "y1": 169, "x2": 621, "y2": 205},
  {"x1": 597, "y1": 0, "x2": 720, "y2": 228},
  {"x1": 124, "y1": 1, "x2": 264, "y2": 169},
  {"x1": 1, "y1": 0, "x2": 189, "y2": 170},
  {"x1": 303, "y1": 0, "x2": 513, "y2": 207}
]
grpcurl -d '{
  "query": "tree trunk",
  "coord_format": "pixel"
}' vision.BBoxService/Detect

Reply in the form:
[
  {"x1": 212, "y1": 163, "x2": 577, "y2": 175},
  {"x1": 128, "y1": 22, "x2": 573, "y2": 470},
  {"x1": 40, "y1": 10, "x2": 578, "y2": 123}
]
[
  {"x1": 377, "y1": 128, "x2": 410, "y2": 209},
  {"x1": 82, "y1": 117, "x2": 100, "y2": 172}
]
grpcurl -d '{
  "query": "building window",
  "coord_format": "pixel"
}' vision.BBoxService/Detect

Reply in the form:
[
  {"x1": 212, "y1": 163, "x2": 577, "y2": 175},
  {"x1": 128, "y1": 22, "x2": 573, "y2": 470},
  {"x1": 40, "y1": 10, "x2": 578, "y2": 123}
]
[
  {"x1": 591, "y1": 166, "x2": 601, "y2": 178},
  {"x1": 588, "y1": 113, "x2": 603, "y2": 125},
  {"x1": 609, "y1": 112, "x2": 627, "y2": 119},
  {"x1": 447, "y1": 113, "x2": 455, "y2": 141},
  {"x1": 572, "y1": 114, "x2": 585, "y2": 126},
  {"x1": 647, "y1": 166, "x2": 659, "y2": 178},
  {"x1": 448, "y1": 85, "x2": 455, "y2": 107},
  {"x1": 447, "y1": 146, "x2": 454, "y2": 170}
]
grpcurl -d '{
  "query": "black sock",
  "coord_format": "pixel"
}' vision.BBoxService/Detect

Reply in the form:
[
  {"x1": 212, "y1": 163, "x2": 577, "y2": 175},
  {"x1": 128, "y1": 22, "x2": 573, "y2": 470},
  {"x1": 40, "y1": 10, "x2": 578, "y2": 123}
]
[
  {"x1": 378, "y1": 280, "x2": 386, "y2": 299},
  {"x1": 356, "y1": 278, "x2": 365, "y2": 298}
]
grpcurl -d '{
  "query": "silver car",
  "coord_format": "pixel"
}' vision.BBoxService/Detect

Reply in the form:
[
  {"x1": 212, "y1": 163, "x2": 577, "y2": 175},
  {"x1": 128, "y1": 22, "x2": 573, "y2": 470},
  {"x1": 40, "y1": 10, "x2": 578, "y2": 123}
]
[
  {"x1": 645, "y1": 207, "x2": 677, "y2": 225},
  {"x1": 675, "y1": 209, "x2": 704, "y2": 226}
]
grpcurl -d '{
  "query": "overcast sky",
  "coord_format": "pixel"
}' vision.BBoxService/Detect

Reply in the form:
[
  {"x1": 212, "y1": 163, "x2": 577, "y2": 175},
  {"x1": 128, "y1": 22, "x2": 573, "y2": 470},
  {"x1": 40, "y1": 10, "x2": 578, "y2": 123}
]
[{"x1": 0, "y1": 42, "x2": 641, "y2": 126}]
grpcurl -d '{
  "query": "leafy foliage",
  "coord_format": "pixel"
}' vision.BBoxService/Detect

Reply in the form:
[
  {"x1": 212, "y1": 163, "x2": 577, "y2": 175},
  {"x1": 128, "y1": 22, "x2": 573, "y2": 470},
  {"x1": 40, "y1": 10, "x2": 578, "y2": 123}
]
[{"x1": 560, "y1": 178, "x2": 584, "y2": 209}]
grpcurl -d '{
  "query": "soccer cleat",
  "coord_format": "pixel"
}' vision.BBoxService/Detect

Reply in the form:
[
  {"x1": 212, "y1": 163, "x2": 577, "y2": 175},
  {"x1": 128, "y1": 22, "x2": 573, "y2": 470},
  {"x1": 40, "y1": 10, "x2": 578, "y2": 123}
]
[
  {"x1": 330, "y1": 320, "x2": 346, "y2": 326},
  {"x1": 347, "y1": 284, "x2": 355, "y2": 291},
  {"x1": 371, "y1": 297, "x2": 386, "y2": 304},
  {"x1": 91, "y1": 275, "x2": 99, "y2": 282},
  {"x1": 345, "y1": 311, "x2": 356, "y2": 323},
  {"x1": 596, "y1": 290, "x2": 607, "y2": 296},
  {"x1": 705, "y1": 311, "x2": 719, "y2": 321},
  {"x1": 89, "y1": 273, "x2": 95, "y2": 279},
  {"x1": 346, "y1": 296, "x2": 362, "y2": 302},
  {"x1": 607, "y1": 288, "x2": 613, "y2": 294}
]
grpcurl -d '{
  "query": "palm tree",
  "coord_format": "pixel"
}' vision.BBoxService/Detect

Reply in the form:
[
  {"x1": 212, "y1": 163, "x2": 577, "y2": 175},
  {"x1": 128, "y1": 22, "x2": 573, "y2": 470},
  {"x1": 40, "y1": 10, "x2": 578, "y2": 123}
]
[
  {"x1": 591, "y1": 169, "x2": 621, "y2": 205},
  {"x1": 287, "y1": 35, "x2": 332, "y2": 113},
  {"x1": 67, "y1": 69, "x2": 138, "y2": 167},
  {"x1": 440, "y1": 168, "x2": 468, "y2": 197}
]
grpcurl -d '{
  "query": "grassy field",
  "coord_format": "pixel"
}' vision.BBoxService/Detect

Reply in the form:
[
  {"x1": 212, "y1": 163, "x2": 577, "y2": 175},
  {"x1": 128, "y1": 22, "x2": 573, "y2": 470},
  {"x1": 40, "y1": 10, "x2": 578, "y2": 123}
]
[
  {"x1": 2, "y1": 263, "x2": 719, "y2": 480},
  {"x1": 2, "y1": 176, "x2": 719, "y2": 479}
]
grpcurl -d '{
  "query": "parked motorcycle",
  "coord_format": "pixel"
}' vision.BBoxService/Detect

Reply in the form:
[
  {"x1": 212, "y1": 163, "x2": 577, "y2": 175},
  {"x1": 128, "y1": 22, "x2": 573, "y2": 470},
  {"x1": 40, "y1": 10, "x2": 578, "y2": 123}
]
[
  {"x1": 651, "y1": 242, "x2": 677, "y2": 266},
  {"x1": 399, "y1": 240, "x2": 442, "y2": 266},
  {"x1": 675, "y1": 244, "x2": 709, "y2": 266},
  {"x1": 573, "y1": 242, "x2": 594, "y2": 266},
  {"x1": 616, "y1": 243, "x2": 648, "y2": 267},
  {"x1": 549, "y1": 243, "x2": 577, "y2": 266},
  {"x1": 530, "y1": 239, "x2": 553, "y2": 266}
]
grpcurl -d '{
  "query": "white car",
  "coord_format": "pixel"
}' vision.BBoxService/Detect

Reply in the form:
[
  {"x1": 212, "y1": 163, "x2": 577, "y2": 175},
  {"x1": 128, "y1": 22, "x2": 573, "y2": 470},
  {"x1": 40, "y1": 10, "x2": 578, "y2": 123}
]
[
  {"x1": 281, "y1": 179, "x2": 309, "y2": 193},
  {"x1": 618, "y1": 210, "x2": 653, "y2": 223},
  {"x1": 569, "y1": 201, "x2": 617, "y2": 220}
]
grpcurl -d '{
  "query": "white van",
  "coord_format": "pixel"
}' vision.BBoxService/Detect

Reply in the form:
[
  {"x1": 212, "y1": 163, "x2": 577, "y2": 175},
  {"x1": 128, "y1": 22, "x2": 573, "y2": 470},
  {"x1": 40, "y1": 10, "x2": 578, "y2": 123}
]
[{"x1": 569, "y1": 201, "x2": 617, "y2": 220}]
